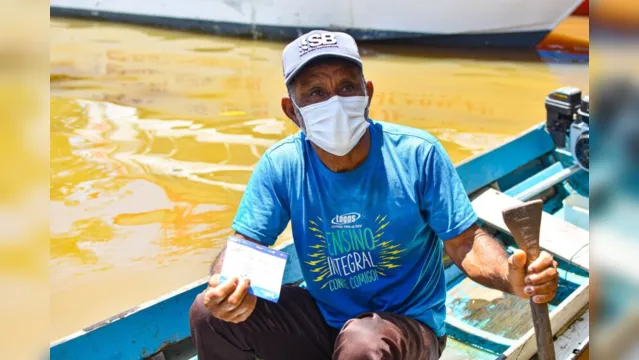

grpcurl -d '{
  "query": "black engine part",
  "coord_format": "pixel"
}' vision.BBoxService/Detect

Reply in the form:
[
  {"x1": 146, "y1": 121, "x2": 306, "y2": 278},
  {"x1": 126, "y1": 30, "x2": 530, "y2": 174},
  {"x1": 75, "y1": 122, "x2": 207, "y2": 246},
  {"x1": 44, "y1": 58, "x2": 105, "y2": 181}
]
[{"x1": 545, "y1": 87, "x2": 582, "y2": 148}]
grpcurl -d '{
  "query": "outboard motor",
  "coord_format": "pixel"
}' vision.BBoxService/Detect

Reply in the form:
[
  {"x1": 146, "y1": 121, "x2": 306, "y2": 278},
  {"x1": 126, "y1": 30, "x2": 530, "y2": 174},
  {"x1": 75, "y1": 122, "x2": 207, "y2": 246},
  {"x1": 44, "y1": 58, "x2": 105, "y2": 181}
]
[
  {"x1": 570, "y1": 96, "x2": 589, "y2": 171},
  {"x1": 545, "y1": 88, "x2": 590, "y2": 172}
]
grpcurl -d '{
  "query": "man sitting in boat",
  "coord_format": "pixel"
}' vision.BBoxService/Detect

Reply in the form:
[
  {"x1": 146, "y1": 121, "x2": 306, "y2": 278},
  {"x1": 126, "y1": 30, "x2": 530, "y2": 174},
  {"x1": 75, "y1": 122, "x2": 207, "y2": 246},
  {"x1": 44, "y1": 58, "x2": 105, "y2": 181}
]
[{"x1": 189, "y1": 30, "x2": 559, "y2": 360}]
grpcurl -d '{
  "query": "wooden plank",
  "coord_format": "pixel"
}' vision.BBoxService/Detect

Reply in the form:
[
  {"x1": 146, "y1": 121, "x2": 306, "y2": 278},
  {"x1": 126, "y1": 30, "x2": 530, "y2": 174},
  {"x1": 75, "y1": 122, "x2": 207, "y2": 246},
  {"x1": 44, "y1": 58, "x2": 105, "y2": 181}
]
[
  {"x1": 502, "y1": 282, "x2": 589, "y2": 360},
  {"x1": 556, "y1": 312, "x2": 589, "y2": 360},
  {"x1": 446, "y1": 277, "x2": 533, "y2": 341},
  {"x1": 445, "y1": 316, "x2": 516, "y2": 353},
  {"x1": 471, "y1": 188, "x2": 589, "y2": 270},
  {"x1": 571, "y1": 338, "x2": 589, "y2": 360}
]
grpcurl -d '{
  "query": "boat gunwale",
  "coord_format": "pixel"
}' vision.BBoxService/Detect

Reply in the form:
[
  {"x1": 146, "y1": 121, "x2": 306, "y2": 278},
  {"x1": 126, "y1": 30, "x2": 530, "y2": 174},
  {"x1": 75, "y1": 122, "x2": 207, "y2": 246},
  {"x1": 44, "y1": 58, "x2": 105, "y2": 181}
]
[{"x1": 49, "y1": 239, "x2": 294, "y2": 348}]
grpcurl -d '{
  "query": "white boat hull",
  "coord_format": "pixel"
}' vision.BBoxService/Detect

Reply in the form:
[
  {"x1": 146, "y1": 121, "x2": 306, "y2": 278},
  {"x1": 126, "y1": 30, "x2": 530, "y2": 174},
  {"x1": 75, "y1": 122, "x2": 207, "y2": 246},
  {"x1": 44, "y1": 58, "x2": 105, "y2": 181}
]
[{"x1": 50, "y1": 0, "x2": 583, "y2": 47}]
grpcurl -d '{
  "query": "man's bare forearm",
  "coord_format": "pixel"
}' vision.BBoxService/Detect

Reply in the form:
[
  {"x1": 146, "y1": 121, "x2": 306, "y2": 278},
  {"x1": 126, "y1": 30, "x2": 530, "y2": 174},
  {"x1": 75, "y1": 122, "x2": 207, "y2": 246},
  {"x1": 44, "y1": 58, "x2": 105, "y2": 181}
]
[
  {"x1": 445, "y1": 224, "x2": 513, "y2": 294},
  {"x1": 464, "y1": 230, "x2": 512, "y2": 293}
]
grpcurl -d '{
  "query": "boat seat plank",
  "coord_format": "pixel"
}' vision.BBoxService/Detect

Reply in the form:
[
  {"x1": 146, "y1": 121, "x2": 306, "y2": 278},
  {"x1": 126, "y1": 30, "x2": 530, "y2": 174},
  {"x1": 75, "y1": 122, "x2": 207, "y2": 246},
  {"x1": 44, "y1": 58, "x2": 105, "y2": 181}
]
[{"x1": 471, "y1": 188, "x2": 589, "y2": 270}]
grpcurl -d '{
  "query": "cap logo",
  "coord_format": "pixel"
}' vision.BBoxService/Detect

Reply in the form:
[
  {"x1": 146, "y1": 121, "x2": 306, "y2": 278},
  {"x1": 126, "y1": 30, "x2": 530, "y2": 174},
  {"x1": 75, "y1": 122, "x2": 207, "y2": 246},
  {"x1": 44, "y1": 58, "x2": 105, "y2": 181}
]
[{"x1": 299, "y1": 33, "x2": 338, "y2": 55}]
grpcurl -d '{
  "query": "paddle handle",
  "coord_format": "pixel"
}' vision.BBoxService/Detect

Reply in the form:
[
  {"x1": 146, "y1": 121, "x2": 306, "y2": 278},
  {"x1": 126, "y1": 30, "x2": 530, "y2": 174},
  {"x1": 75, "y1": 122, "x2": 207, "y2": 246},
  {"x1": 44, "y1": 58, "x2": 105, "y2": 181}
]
[
  {"x1": 530, "y1": 299, "x2": 555, "y2": 360},
  {"x1": 502, "y1": 200, "x2": 556, "y2": 360}
]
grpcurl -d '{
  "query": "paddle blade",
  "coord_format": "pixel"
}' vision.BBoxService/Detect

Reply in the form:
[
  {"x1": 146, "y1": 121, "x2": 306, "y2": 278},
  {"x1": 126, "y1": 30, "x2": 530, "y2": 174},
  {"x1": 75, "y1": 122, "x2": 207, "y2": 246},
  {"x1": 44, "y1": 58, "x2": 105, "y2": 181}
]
[{"x1": 502, "y1": 200, "x2": 543, "y2": 262}]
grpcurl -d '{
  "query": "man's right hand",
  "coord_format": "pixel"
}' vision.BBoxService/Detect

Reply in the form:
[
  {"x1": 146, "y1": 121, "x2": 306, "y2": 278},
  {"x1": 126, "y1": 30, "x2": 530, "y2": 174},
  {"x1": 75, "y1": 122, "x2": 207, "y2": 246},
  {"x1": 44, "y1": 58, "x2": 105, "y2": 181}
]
[{"x1": 203, "y1": 274, "x2": 257, "y2": 323}]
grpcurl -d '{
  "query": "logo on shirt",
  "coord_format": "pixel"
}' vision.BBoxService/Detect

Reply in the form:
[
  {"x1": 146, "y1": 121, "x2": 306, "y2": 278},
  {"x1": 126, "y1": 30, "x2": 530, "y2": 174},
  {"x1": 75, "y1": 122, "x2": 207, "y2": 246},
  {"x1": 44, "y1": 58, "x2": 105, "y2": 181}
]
[
  {"x1": 299, "y1": 33, "x2": 338, "y2": 55},
  {"x1": 331, "y1": 212, "x2": 361, "y2": 225},
  {"x1": 305, "y1": 215, "x2": 406, "y2": 292}
]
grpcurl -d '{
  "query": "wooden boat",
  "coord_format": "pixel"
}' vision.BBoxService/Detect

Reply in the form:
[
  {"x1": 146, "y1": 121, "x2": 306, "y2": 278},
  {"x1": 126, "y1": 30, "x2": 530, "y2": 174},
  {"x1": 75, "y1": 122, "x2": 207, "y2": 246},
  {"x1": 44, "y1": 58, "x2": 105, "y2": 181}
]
[
  {"x1": 50, "y1": 0, "x2": 584, "y2": 48},
  {"x1": 50, "y1": 90, "x2": 590, "y2": 359}
]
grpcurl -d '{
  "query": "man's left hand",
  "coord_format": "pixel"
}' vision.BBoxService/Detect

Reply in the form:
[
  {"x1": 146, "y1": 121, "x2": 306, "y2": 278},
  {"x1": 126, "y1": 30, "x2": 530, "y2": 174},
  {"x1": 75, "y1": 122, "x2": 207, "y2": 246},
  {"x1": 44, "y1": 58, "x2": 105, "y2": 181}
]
[{"x1": 507, "y1": 250, "x2": 559, "y2": 303}]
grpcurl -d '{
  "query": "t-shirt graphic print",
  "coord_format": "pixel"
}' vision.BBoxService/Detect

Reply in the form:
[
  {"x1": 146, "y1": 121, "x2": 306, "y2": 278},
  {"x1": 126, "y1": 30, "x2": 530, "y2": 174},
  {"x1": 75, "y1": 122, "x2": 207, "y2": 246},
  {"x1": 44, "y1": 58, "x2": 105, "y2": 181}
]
[{"x1": 232, "y1": 120, "x2": 478, "y2": 337}]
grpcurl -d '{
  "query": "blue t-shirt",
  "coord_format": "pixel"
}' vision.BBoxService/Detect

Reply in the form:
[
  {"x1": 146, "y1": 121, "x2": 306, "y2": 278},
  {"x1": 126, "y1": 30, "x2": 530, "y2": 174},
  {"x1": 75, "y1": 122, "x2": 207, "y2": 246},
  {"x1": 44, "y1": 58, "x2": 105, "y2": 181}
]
[{"x1": 232, "y1": 120, "x2": 477, "y2": 337}]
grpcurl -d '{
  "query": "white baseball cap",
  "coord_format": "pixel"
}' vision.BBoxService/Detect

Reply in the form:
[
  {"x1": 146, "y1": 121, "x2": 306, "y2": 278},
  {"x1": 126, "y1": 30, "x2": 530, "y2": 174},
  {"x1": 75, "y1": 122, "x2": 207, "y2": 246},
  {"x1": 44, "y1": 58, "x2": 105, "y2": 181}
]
[{"x1": 282, "y1": 30, "x2": 363, "y2": 84}]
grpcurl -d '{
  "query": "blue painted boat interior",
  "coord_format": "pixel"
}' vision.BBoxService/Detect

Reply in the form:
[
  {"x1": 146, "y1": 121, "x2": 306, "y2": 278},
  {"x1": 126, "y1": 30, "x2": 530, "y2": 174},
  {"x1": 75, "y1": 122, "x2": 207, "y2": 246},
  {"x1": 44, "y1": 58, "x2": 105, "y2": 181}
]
[{"x1": 50, "y1": 123, "x2": 589, "y2": 360}]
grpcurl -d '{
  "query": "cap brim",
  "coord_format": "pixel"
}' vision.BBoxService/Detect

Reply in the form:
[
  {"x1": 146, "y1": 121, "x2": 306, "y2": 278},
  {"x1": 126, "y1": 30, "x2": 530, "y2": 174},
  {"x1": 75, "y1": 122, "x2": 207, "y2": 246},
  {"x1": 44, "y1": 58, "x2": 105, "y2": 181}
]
[{"x1": 285, "y1": 53, "x2": 363, "y2": 84}]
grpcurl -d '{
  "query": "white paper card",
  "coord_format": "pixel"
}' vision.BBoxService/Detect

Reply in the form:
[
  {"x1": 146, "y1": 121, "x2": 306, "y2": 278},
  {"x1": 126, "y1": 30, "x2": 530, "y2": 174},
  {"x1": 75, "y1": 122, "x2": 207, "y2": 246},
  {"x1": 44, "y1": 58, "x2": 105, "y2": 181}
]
[{"x1": 219, "y1": 236, "x2": 288, "y2": 302}]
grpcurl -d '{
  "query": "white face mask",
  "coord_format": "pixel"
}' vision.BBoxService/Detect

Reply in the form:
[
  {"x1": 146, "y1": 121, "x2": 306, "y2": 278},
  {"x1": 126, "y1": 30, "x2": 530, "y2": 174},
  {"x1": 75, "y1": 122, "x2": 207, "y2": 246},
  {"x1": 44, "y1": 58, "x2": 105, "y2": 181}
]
[{"x1": 294, "y1": 95, "x2": 370, "y2": 156}]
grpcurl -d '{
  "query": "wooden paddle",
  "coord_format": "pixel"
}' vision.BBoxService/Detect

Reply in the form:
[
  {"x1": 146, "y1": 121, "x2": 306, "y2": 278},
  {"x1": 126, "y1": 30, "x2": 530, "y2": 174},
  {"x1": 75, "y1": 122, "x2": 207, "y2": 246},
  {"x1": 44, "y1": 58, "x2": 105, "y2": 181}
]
[{"x1": 502, "y1": 199, "x2": 556, "y2": 360}]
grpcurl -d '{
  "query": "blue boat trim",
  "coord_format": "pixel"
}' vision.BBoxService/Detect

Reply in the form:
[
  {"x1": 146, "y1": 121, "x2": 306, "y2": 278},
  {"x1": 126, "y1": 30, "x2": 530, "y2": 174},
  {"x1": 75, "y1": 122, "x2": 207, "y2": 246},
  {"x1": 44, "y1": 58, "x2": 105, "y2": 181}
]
[
  {"x1": 83, "y1": 305, "x2": 141, "y2": 332},
  {"x1": 504, "y1": 161, "x2": 566, "y2": 198},
  {"x1": 457, "y1": 124, "x2": 556, "y2": 194},
  {"x1": 50, "y1": 6, "x2": 549, "y2": 48},
  {"x1": 50, "y1": 280, "x2": 208, "y2": 359}
]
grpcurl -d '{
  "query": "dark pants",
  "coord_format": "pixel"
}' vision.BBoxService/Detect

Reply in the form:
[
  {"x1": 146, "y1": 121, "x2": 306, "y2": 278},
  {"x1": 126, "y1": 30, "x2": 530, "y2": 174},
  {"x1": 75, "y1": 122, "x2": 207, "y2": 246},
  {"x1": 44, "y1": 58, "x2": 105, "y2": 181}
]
[{"x1": 189, "y1": 285, "x2": 446, "y2": 360}]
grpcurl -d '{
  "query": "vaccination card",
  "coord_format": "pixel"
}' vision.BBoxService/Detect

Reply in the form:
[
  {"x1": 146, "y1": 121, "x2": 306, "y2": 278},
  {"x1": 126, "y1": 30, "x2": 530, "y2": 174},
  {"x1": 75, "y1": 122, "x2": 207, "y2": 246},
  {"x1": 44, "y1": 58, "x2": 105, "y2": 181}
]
[{"x1": 219, "y1": 236, "x2": 288, "y2": 303}]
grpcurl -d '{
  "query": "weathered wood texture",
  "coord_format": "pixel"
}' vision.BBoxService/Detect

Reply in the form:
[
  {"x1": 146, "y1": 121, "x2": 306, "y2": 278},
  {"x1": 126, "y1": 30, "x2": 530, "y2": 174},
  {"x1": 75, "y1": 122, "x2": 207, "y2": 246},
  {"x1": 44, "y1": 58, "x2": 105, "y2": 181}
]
[
  {"x1": 446, "y1": 277, "x2": 533, "y2": 340},
  {"x1": 472, "y1": 188, "x2": 589, "y2": 271},
  {"x1": 555, "y1": 311, "x2": 589, "y2": 360},
  {"x1": 502, "y1": 282, "x2": 589, "y2": 360}
]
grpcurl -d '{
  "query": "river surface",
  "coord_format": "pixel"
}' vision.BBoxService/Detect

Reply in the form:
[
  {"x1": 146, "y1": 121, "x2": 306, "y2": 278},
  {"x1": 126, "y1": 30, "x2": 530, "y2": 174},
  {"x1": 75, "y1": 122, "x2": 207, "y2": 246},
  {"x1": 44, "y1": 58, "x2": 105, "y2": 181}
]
[{"x1": 50, "y1": 17, "x2": 589, "y2": 340}]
